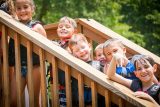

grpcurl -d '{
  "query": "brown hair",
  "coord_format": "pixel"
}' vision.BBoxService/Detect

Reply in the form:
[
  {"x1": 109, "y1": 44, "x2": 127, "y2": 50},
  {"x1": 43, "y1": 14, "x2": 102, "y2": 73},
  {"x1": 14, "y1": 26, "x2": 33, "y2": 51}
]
[{"x1": 131, "y1": 54, "x2": 155, "y2": 70}]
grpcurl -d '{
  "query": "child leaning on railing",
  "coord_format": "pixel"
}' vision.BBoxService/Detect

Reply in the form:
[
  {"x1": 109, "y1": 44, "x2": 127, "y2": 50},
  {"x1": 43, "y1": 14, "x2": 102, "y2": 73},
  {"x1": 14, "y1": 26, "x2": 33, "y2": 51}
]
[{"x1": 106, "y1": 53, "x2": 160, "y2": 106}]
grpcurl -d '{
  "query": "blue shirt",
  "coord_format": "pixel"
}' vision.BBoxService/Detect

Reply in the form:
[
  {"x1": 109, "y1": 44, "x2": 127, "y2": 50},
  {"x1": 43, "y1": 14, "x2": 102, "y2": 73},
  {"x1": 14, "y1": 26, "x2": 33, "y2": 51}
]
[{"x1": 116, "y1": 61, "x2": 137, "y2": 80}]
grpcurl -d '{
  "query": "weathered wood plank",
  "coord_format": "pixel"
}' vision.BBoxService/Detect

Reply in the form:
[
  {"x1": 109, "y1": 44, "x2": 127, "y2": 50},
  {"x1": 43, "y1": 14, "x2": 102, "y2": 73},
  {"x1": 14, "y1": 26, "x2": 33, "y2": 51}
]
[
  {"x1": 118, "y1": 98, "x2": 124, "y2": 107},
  {"x1": 78, "y1": 73, "x2": 84, "y2": 107},
  {"x1": 26, "y1": 41, "x2": 34, "y2": 107},
  {"x1": 2, "y1": 25, "x2": 10, "y2": 107},
  {"x1": 105, "y1": 90, "x2": 111, "y2": 107},
  {"x1": 39, "y1": 48, "x2": 47, "y2": 107},
  {"x1": 14, "y1": 33, "x2": 23, "y2": 107},
  {"x1": 51, "y1": 56, "x2": 59, "y2": 107},
  {"x1": 91, "y1": 82, "x2": 97, "y2": 107},
  {"x1": 65, "y1": 64, "x2": 72, "y2": 107}
]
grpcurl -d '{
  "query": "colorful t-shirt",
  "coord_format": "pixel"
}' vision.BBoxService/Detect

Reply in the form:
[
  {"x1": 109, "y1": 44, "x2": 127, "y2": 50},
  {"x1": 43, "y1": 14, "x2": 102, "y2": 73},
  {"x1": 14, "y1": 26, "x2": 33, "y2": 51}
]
[
  {"x1": 130, "y1": 79, "x2": 160, "y2": 104},
  {"x1": 116, "y1": 61, "x2": 137, "y2": 80}
]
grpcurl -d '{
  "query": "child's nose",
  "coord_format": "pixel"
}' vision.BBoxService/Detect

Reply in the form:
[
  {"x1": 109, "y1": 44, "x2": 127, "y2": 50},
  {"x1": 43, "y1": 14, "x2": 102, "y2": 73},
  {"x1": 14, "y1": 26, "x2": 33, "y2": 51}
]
[
  {"x1": 20, "y1": 8, "x2": 25, "y2": 12},
  {"x1": 141, "y1": 68, "x2": 146, "y2": 72},
  {"x1": 62, "y1": 26, "x2": 66, "y2": 30},
  {"x1": 101, "y1": 55, "x2": 105, "y2": 58},
  {"x1": 80, "y1": 49, "x2": 85, "y2": 54}
]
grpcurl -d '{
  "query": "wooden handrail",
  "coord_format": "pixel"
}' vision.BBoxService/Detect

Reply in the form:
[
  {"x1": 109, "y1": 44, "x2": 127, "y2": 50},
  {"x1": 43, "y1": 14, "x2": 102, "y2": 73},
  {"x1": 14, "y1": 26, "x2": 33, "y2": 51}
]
[{"x1": 0, "y1": 10, "x2": 156, "y2": 107}]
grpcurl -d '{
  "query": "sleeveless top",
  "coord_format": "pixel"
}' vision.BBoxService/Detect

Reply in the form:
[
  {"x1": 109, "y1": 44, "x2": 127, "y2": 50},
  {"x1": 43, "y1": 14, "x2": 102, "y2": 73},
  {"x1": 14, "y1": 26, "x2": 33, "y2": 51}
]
[{"x1": 8, "y1": 20, "x2": 41, "y2": 66}]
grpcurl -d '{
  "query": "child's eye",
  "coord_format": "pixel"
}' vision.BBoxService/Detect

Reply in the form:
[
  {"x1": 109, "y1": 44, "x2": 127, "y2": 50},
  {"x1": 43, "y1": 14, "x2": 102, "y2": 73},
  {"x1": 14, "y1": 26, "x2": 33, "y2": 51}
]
[
  {"x1": 16, "y1": 7, "x2": 21, "y2": 10},
  {"x1": 66, "y1": 25, "x2": 71, "y2": 28},
  {"x1": 144, "y1": 65, "x2": 149, "y2": 69},
  {"x1": 58, "y1": 25, "x2": 63, "y2": 28},
  {"x1": 24, "y1": 6, "x2": 28, "y2": 9},
  {"x1": 80, "y1": 45, "x2": 85, "y2": 49},
  {"x1": 113, "y1": 49, "x2": 118, "y2": 53},
  {"x1": 98, "y1": 54, "x2": 101, "y2": 57},
  {"x1": 137, "y1": 67, "x2": 142, "y2": 71}
]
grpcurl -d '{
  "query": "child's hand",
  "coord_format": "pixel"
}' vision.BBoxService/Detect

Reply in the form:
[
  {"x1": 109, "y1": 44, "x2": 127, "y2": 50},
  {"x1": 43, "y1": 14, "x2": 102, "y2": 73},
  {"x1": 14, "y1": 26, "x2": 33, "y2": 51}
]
[
  {"x1": 103, "y1": 63, "x2": 110, "y2": 74},
  {"x1": 113, "y1": 53, "x2": 128, "y2": 67},
  {"x1": 134, "y1": 91, "x2": 153, "y2": 102}
]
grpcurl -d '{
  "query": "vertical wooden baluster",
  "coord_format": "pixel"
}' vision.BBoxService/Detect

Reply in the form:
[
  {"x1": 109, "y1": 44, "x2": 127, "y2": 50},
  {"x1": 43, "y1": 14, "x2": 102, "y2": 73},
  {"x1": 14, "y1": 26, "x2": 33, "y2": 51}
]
[
  {"x1": 52, "y1": 56, "x2": 59, "y2": 107},
  {"x1": 2, "y1": 25, "x2": 10, "y2": 107},
  {"x1": 78, "y1": 73, "x2": 84, "y2": 107},
  {"x1": 65, "y1": 64, "x2": 72, "y2": 107},
  {"x1": 118, "y1": 98, "x2": 124, "y2": 107},
  {"x1": 39, "y1": 48, "x2": 47, "y2": 107},
  {"x1": 91, "y1": 81, "x2": 97, "y2": 107},
  {"x1": 77, "y1": 22, "x2": 83, "y2": 33},
  {"x1": 0, "y1": 24, "x2": 3, "y2": 107},
  {"x1": 105, "y1": 90, "x2": 110, "y2": 107},
  {"x1": 14, "y1": 33, "x2": 23, "y2": 107},
  {"x1": 0, "y1": 52, "x2": 2, "y2": 107},
  {"x1": 27, "y1": 41, "x2": 34, "y2": 107}
]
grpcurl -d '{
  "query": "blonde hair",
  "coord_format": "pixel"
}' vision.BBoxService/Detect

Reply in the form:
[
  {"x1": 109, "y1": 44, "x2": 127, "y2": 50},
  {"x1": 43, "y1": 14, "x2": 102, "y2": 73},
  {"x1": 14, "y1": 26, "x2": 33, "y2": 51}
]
[
  {"x1": 95, "y1": 43, "x2": 104, "y2": 51},
  {"x1": 68, "y1": 33, "x2": 88, "y2": 51},
  {"x1": 94, "y1": 43, "x2": 104, "y2": 55},
  {"x1": 103, "y1": 38, "x2": 124, "y2": 49},
  {"x1": 59, "y1": 16, "x2": 77, "y2": 29}
]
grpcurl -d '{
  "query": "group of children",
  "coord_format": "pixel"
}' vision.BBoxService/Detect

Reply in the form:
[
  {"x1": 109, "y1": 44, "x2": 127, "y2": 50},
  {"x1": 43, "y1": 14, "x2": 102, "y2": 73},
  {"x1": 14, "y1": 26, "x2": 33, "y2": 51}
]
[
  {"x1": 54, "y1": 15, "x2": 160, "y2": 106},
  {"x1": 0, "y1": 0, "x2": 159, "y2": 106}
]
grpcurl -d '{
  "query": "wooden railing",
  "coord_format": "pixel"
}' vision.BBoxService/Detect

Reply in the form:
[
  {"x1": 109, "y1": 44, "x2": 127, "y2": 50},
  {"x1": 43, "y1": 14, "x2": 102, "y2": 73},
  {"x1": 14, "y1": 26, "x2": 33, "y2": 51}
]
[{"x1": 0, "y1": 10, "x2": 159, "y2": 107}]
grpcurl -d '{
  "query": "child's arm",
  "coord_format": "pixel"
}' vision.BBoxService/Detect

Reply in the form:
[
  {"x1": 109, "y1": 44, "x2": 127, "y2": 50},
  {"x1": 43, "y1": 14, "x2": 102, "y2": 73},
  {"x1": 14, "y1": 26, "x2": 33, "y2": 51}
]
[
  {"x1": 106, "y1": 53, "x2": 132, "y2": 88},
  {"x1": 103, "y1": 63, "x2": 110, "y2": 74},
  {"x1": 134, "y1": 91, "x2": 160, "y2": 107}
]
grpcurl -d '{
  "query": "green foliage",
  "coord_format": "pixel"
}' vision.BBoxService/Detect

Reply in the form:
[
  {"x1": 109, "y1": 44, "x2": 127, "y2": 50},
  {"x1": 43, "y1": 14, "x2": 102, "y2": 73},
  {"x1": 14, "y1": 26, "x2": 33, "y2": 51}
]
[{"x1": 34, "y1": 0, "x2": 160, "y2": 56}]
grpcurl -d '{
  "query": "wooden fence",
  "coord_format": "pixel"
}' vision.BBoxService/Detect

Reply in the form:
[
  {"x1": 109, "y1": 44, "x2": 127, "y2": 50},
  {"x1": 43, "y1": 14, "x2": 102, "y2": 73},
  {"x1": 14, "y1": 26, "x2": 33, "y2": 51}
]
[{"x1": 0, "y1": 10, "x2": 159, "y2": 107}]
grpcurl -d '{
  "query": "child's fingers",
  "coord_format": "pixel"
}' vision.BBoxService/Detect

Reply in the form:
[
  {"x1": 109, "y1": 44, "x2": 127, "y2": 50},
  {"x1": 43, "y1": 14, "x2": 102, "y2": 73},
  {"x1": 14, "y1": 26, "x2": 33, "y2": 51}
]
[
  {"x1": 120, "y1": 58, "x2": 122, "y2": 67},
  {"x1": 117, "y1": 58, "x2": 122, "y2": 67}
]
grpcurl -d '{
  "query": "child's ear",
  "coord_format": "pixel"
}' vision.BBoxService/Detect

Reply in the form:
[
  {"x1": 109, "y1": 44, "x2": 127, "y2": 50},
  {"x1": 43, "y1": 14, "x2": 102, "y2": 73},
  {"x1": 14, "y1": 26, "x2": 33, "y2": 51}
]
[{"x1": 153, "y1": 64, "x2": 157, "y2": 73}]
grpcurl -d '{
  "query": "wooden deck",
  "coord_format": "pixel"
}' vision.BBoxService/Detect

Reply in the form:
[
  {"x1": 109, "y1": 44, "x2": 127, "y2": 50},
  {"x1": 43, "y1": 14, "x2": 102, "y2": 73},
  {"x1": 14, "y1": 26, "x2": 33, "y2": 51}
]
[{"x1": 0, "y1": 10, "x2": 159, "y2": 107}]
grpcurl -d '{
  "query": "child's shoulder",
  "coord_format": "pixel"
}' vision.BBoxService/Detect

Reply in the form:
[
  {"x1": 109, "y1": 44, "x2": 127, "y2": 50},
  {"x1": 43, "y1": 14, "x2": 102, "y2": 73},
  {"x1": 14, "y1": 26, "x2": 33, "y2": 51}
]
[
  {"x1": 26, "y1": 20, "x2": 41, "y2": 28},
  {"x1": 87, "y1": 60, "x2": 103, "y2": 72}
]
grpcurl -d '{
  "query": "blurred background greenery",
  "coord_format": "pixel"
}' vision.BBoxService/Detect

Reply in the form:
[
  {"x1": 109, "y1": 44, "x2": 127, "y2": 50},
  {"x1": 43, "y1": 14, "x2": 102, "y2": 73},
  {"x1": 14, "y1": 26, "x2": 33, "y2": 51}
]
[{"x1": 34, "y1": 0, "x2": 160, "y2": 56}]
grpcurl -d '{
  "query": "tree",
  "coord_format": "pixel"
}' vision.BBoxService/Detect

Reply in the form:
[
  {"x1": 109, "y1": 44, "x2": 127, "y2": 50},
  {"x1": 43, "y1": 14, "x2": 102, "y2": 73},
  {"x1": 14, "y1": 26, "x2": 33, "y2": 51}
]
[{"x1": 34, "y1": 0, "x2": 160, "y2": 56}]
